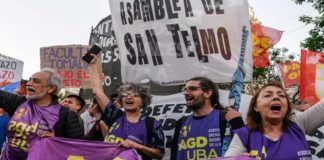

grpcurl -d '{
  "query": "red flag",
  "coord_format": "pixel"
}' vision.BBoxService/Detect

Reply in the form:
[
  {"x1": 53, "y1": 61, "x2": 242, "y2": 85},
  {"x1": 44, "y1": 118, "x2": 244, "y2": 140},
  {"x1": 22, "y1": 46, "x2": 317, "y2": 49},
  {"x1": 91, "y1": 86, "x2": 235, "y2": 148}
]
[
  {"x1": 277, "y1": 61, "x2": 300, "y2": 88},
  {"x1": 251, "y1": 23, "x2": 283, "y2": 68},
  {"x1": 300, "y1": 49, "x2": 324, "y2": 105}
]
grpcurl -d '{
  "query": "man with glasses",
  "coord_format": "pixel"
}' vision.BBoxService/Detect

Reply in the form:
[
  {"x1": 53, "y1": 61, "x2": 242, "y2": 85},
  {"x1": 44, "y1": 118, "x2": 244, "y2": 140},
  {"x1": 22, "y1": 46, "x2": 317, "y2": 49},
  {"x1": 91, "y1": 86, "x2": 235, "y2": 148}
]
[{"x1": 170, "y1": 76, "x2": 244, "y2": 160}]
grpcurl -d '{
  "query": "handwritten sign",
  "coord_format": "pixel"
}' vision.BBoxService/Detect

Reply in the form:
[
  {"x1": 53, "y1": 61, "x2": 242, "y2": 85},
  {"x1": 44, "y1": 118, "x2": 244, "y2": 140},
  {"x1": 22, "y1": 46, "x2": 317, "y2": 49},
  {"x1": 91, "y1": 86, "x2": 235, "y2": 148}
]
[
  {"x1": 40, "y1": 45, "x2": 91, "y2": 88},
  {"x1": 0, "y1": 53, "x2": 24, "y2": 86}
]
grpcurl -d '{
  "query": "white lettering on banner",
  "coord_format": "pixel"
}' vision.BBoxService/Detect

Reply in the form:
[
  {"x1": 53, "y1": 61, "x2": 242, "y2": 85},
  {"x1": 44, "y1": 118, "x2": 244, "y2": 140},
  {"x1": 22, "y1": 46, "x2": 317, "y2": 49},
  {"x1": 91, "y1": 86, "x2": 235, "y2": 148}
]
[
  {"x1": 109, "y1": 0, "x2": 252, "y2": 85},
  {"x1": 90, "y1": 16, "x2": 121, "y2": 91}
]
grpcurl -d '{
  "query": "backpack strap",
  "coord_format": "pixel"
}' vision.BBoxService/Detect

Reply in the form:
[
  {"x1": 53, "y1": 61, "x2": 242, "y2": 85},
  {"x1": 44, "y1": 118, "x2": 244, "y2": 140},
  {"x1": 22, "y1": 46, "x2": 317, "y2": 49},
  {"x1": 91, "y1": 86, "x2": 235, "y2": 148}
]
[
  {"x1": 145, "y1": 116, "x2": 155, "y2": 144},
  {"x1": 170, "y1": 116, "x2": 188, "y2": 160},
  {"x1": 219, "y1": 109, "x2": 227, "y2": 143}
]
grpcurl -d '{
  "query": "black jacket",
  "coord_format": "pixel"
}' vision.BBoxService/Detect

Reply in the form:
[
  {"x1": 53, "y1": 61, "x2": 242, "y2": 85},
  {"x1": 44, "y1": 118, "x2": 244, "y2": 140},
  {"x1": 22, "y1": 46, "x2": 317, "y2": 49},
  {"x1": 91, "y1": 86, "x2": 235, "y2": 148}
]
[{"x1": 0, "y1": 90, "x2": 84, "y2": 138}]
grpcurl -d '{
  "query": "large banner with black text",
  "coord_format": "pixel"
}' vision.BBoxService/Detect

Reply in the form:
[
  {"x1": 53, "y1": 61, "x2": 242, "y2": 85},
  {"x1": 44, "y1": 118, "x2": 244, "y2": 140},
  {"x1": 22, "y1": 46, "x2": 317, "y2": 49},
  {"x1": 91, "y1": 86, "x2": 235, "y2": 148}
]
[
  {"x1": 89, "y1": 15, "x2": 184, "y2": 95},
  {"x1": 108, "y1": 0, "x2": 252, "y2": 85}
]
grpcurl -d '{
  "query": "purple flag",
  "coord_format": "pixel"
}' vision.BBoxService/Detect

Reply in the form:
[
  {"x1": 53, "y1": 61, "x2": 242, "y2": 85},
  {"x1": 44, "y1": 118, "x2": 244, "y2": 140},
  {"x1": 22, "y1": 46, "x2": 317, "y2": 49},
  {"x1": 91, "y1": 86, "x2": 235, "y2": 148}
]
[
  {"x1": 209, "y1": 155, "x2": 255, "y2": 160},
  {"x1": 28, "y1": 137, "x2": 141, "y2": 160}
]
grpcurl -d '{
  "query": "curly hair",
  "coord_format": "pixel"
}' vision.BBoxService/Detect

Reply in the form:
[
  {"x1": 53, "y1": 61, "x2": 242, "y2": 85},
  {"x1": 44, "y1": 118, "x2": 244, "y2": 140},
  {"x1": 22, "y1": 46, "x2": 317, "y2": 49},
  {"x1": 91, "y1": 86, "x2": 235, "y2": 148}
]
[{"x1": 117, "y1": 83, "x2": 152, "y2": 109}]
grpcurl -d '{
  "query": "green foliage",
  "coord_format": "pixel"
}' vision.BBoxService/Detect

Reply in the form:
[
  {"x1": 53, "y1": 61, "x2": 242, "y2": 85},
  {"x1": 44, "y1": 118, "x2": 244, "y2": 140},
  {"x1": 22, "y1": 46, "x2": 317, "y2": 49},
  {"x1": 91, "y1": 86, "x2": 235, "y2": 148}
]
[
  {"x1": 293, "y1": 0, "x2": 324, "y2": 52},
  {"x1": 245, "y1": 47, "x2": 295, "y2": 95}
]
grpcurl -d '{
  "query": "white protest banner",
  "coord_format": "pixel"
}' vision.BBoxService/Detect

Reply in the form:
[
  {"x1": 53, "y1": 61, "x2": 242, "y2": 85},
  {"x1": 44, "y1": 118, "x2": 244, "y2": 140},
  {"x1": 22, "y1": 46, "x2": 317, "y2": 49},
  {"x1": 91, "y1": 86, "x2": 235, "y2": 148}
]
[
  {"x1": 306, "y1": 126, "x2": 324, "y2": 159},
  {"x1": 40, "y1": 45, "x2": 92, "y2": 88},
  {"x1": 144, "y1": 90, "x2": 252, "y2": 160},
  {"x1": 108, "y1": 0, "x2": 252, "y2": 85},
  {"x1": 0, "y1": 53, "x2": 24, "y2": 86}
]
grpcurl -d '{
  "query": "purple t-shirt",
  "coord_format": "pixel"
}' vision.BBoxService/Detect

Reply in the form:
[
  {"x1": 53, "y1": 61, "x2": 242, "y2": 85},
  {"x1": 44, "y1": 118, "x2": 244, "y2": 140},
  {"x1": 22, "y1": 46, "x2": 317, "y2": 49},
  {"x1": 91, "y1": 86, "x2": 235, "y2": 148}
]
[
  {"x1": 235, "y1": 124, "x2": 312, "y2": 160},
  {"x1": 103, "y1": 102, "x2": 165, "y2": 149},
  {"x1": 177, "y1": 109, "x2": 222, "y2": 160},
  {"x1": 106, "y1": 115, "x2": 150, "y2": 145},
  {"x1": 1, "y1": 100, "x2": 61, "y2": 160}
]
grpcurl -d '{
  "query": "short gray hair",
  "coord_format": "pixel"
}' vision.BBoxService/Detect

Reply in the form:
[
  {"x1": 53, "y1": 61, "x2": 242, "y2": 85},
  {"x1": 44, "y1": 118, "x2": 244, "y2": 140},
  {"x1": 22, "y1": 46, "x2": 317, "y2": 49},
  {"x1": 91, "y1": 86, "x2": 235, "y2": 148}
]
[
  {"x1": 41, "y1": 68, "x2": 62, "y2": 95},
  {"x1": 117, "y1": 83, "x2": 151, "y2": 109}
]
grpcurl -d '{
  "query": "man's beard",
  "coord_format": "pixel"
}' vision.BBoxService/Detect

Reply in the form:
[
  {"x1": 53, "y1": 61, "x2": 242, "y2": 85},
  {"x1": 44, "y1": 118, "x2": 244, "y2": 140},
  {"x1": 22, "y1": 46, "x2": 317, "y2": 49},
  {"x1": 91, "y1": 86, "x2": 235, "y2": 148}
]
[
  {"x1": 26, "y1": 91, "x2": 47, "y2": 100},
  {"x1": 186, "y1": 94, "x2": 205, "y2": 110}
]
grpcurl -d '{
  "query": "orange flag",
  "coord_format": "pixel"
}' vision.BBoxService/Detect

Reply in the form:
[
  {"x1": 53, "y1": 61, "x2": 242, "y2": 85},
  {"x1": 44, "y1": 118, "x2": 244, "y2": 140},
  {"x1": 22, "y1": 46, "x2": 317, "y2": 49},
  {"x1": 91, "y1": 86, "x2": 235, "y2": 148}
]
[
  {"x1": 277, "y1": 61, "x2": 300, "y2": 88},
  {"x1": 251, "y1": 23, "x2": 283, "y2": 68},
  {"x1": 300, "y1": 50, "x2": 324, "y2": 105}
]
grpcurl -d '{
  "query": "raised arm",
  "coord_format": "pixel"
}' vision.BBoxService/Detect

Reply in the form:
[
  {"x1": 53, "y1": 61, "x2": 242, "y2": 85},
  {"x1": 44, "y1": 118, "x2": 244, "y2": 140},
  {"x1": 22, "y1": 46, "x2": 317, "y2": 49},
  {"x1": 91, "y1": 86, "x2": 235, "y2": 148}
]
[
  {"x1": 293, "y1": 99, "x2": 324, "y2": 134},
  {"x1": 0, "y1": 90, "x2": 26, "y2": 116},
  {"x1": 89, "y1": 54, "x2": 110, "y2": 112}
]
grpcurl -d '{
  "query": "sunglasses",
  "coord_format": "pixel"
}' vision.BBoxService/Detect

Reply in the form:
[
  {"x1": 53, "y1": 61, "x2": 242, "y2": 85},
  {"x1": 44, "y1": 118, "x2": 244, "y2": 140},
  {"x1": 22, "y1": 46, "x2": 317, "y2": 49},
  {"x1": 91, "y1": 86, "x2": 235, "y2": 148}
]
[{"x1": 181, "y1": 86, "x2": 202, "y2": 93}]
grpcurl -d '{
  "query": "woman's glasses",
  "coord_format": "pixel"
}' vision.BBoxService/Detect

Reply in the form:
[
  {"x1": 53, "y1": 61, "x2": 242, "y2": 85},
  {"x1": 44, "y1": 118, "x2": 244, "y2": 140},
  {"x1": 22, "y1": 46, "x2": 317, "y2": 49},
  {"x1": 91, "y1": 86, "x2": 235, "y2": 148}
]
[{"x1": 121, "y1": 92, "x2": 140, "y2": 98}]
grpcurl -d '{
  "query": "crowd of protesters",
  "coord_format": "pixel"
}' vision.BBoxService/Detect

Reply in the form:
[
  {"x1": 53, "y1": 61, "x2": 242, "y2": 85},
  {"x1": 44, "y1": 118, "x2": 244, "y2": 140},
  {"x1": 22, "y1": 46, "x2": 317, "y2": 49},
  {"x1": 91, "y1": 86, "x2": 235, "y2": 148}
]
[{"x1": 0, "y1": 53, "x2": 323, "y2": 160}]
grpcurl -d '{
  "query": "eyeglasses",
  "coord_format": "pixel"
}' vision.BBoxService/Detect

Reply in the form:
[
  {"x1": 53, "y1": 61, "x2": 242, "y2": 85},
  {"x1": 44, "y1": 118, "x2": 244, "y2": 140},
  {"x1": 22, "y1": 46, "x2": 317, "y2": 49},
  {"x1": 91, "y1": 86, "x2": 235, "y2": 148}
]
[
  {"x1": 181, "y1": 86, "x2": 202, "y2": 93},
  {"x1": 121, "y1": 92, "x2": 140, "y2": 98}
]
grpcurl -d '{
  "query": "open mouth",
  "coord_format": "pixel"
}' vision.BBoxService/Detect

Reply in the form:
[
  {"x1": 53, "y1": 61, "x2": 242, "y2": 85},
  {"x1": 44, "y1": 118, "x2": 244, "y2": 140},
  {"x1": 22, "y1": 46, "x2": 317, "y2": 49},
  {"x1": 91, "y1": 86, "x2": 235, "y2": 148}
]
[
  {"x1": 27, "y1": 87, "x2": 35, "y2": 93},
  {"x1": 185, "y1": 96, "x2": 194, "y2": 103},
  {"x1": 270, "y1": 105, "x2": 281, "y2": 111},
  {"x1": 125, "y1": 101, "x2": 134, "y2": 105}
]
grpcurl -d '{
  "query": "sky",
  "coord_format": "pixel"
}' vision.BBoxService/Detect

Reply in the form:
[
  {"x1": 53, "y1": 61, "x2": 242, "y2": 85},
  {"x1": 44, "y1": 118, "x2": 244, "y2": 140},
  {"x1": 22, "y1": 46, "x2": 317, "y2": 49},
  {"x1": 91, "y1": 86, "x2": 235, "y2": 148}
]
[
  {"x1": 249, "y1": 0, "x2": 318, "y2": 56},
  {"x1": 0, "y1": 0, "x2": 319, "y2": 79}
]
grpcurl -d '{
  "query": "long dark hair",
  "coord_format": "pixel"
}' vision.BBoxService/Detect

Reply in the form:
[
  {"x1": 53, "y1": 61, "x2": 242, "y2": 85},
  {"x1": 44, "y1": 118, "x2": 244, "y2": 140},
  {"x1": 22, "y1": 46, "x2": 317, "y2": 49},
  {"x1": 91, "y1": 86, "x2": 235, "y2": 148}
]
[
  {"x1": 246, "y1": 82, "x2": 292, "y2": 132},
  {"x1": 189, "y1": 77, "x2": 223, "y2": 109}
]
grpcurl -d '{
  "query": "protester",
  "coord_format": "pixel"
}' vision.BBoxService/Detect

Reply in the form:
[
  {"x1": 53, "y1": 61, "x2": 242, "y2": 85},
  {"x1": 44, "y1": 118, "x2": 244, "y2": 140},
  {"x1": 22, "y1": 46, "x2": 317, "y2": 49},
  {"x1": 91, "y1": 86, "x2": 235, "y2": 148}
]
[
  {"x1": 0, "y1": 68, "x2": 84, "y2": 160},
  {"x1": 60, "y1": 94, "x2": 85, "y2": 135},
  {"x1": 0, "y1": 108, "x2": 9, "y2": 149},
  {"x1": 80, "y1": 106, "x2": 95, "y2": 136},
  {"x1": 14, "y1": 79, "x2": 27, "y2": 96},
  {"x1": 90, "y1": 54, "x2": 165, "y2": 160},
  {"x1": 83, "y1": 98, "x2": 107, "y2": 141},
  {"x1": 171, "y1": 76, "x2": 244, "y2": 160},
  {"x1": 225, "y1": 82, "x2": 324, "y2": 159},
  {"x1": 110, "y1": 93, "x2": 122, "y2": 108},
  {"x1": 61, "y1": 94, "x2": 86, "y2": 114}
]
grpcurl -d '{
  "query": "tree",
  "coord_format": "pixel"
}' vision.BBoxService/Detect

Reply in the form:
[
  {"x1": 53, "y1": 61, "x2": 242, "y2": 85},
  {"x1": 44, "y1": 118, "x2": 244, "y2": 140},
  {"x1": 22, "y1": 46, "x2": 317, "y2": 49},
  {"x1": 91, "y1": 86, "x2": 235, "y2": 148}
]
[
  {"x1": 245, "y1": 47, "x2": 295, "y2": 95},
  {"x1": 293, "y1": 0, "x2": 324, "y2": 52}
]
